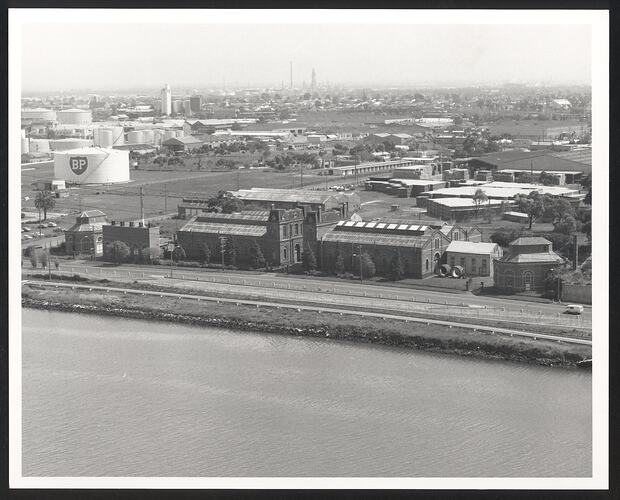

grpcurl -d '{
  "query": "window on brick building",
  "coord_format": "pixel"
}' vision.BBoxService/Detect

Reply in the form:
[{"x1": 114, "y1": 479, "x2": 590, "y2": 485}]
[{"x1": 282, "y1": 225, "x2": 287, "y2": 238}]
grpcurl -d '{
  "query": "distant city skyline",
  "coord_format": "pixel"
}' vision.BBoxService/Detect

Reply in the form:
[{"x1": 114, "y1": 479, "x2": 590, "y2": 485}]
[{"x1": 21, "y1": 23, "x2": 592, "y2": 92}]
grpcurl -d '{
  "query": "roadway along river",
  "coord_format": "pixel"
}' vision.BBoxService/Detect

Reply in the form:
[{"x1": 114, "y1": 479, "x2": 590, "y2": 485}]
[{"x1": 22, "y1": 309, "x2": 592, "y2": 477}]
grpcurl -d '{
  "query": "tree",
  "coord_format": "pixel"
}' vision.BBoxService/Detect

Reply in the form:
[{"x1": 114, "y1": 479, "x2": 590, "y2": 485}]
[
  {"x1": 302, "y1": 245, "x2": 317, "y2": 272},
  {"x1": 515, "y1": 190, "x2": 545, "y2": 229},
  {"x1": 334, "y1": 251, "x2": 345, "y2": 275},
  {"x1": 249, "y1": 241, "x2": 265, "y2": 269},
  {"x1": 53, "y1": 258, "x2": 60, "y2": 270},
  {"x1": 105, "y1": 241, "x2": 130, "y2": 265},
  {"x1": 472, "y1": 188, "x2": 488, "y2": 218},
  {"x1": 30, "y1": 253, "x2": 37, "y2": 269},
  {"x1": 199, "y1": 242, "x2": 211, "y2": 264},
  {"x1": 389, "y1": 250, "x2": 405, "y2": 281},
  {"x1": 171, "y1": 245, "x2": 186, "y2": 263},
  {"x1": 39, "y1": 250, "x2": 49, "y2": 269},
  {"x1": 357, "y1": 252, "x2": 376, "y2": 278},
  {"x1": 554, "y1": 215, "x2": 578, "y2": 235},
  {"x1": 584, "y1": 187, "x2": 592, "y2": 206},
  {"x1": 34, "y1": 190, "x2": 56, "y2": 222},
  {"x1": 539, "y1": 171, "x2": 556, "y2": 186},
  {"x1": 223, "y1": 237, "x2": 236, "y2": 266},
  {"x1": 545, "y1": 197, "x2": 574, "y2": 223}
]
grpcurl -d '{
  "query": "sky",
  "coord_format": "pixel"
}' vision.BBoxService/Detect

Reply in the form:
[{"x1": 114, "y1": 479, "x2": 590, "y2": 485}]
[{"x1": 20, "y1": 23, "x2": 592, "y2": 92}]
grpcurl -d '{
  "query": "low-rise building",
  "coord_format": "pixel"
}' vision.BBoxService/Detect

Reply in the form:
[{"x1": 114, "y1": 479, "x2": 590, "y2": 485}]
[
  {"x1": 162, "y1": 136, "x2": 204, "y2": 153},
  {"x1": 425, "y1": 197, "x2": 507, "y2": 222},
  {"x1": 64, "y1": 209, "x2": 107, "y2": 257},
  {"x1": 493, "y1": 237, "x2": 564, "y2": 292},
  {"x1": 176, "y1": 208, "x2": 305, "y2": 269},
  {"x1": 102, "y1": 220, "x2": 160, "y2": 261},
  {"x1": 445, "y1": 241, "x2": 502, "y2": 277}
]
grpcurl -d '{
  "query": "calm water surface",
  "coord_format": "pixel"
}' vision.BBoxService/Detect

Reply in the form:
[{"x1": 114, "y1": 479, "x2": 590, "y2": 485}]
[{"x1": 22, "y1": 309, "x2": 591, "y2": 477}]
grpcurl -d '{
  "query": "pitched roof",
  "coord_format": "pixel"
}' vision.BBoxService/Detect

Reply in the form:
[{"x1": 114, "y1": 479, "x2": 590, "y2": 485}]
[
  {"x1": 80, "y1": 209, "x2": 106, "y2": 218},
  {"x1": 178, "y1": 221, "x2": 267, "y2": 237},
  {"x1": 162, "y1": 136, "x2": 203, "y2": 145},
  {"x1": 322, "y1": 231, "x2": 434, "y2": 248},
  {"x1": 446, "y1": 241, "x2": 499, "y2": 254},
  {"x1": 231, "y1": 188, "x2": 338, "y2": 205},
  {"x1": 510, "y1": 237, "x2": 551, "y2": 246}
]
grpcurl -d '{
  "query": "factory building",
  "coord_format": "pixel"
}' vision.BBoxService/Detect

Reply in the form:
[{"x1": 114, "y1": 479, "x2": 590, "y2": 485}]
[
  {"x1": 444, "y1": 241, "x2": 502, "y2": 278},
  {"x1": 320, "y1": 220, "x2": 452, "y2": 279},
  {"x1": 64, "y1": 210, "x2": 107, "y2": 257},
  {"x1": 424, "y1": 197, "x2": 507, "y2": 222},
  {"x1": 176, "y1": 209, "x2": 305, "y2": 269},
  {"x1": 365, "y1": 178, "x2": 447, "y2": 198},
  {"x1": 53, "y1": 147, "x2": 130, "y2": 184},
  {"x1": 494, "y1": 237, "x2": 564, "y2": 292},
  {"x1": 162, "y1": 136, "x2": 204, "y2": 152},
  {"x1": 102, "y1": 220, "x2": 160, "y2": 262}
]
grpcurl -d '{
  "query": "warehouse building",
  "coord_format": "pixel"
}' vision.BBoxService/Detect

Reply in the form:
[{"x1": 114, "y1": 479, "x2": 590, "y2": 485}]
[
  {"x1": 162, "y1": 136, "x2": 204, "y2": 153},
  {"x1": 320, "y1": 220, "x2": 451, "y2": 279},
  {"x1": 424, "y1": 197, "x2": 507, "y2": 222},
  {"x1": 102, "y1": 220, "x2": 160, "y2": 262},
  {"x1": 176, "y1": 208, "x2": 305, "y2": 269},
  {"x1": 494, "y1": 237, "x2": 564, "y2": 292}
]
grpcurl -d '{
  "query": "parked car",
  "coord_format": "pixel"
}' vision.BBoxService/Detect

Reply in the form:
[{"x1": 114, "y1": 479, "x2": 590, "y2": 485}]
[
  {"x1": 22, "y1": 226, "x2": 31, "y2": 232},
  {"x1": 566, "y1": 304, "x2": 584, "y2": 315},
  {"x1": 46, "y1": 222, "x2": 57, "y2": 227},
  {"x1": 22, "y1": 234, "x2": 33, "y2": 240}
]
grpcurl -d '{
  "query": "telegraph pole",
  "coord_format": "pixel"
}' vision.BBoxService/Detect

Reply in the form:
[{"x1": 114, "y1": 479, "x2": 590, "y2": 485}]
[
  {"x1": 164, "y1": 184, "x2": 167, "y2": 214},
  {"x1": 300, "y1": 164, "x2": 304, "y2": 188},
  {"x1": 139, "y1": 186, "x2": 144, "y2": 223}
]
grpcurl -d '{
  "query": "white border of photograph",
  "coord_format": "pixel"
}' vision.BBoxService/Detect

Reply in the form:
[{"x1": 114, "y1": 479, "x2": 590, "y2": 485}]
[{"x1": 8, "y1": 8, "x2": 609, "y2": 490}]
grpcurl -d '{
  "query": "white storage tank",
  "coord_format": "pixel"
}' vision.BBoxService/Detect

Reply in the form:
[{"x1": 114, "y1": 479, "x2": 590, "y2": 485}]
[
  {"x1": 127, "y1": 130, "x2": 145, "y2": 144},
  {"x1": 153, "y1": 129, "x2": 164, "y2": 146},
  {"x1": 93, "y1": 126, "x2": 124, "y2": 147},
  {"x1": 142, "y1": 130, "x2": 154, "y2": 144},
  {"x1": 22, "y1": 108, "x2": 57, "y2": 121},
  {"x1": 30, "y1": 139, "x2": 51, "y2": 153},
  {"x1": 57, "y1": 108, "x2": 92, "y2": 125},
  {"x1": 50, "y1": 138, "x2": 93, "y2": 151},
  {"x1": 54, "y1": 147, "x2": 130, "y2": 184}
]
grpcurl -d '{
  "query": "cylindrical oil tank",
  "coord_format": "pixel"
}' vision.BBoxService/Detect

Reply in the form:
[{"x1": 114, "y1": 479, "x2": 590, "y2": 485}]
[
  {"x1": 21, "y1": 108, "x2": 57, "y2": 121},
  {"x1": 183, "y1": 100, "x2": 191, "y2": 115},
  {"x1": 53, "y1": 147, "x2": 130, "y2": 184},
  {"x1": 29, "y1": 139, "x2": 51, "y2": 154},
  {"x1": 153, "y1": 129, "x2": 164, "y2": 145},
  {"x1": 142, "y1": 130, "x2": 154, "y2": 144},
  {"x1": 49, "y1": 138, "x2": 93, "y2": 151},
  {"x1": 93, "y1": 126, "x2": 125, "y2": 147},
  {"x1": 171, "y1": 100, "x2": 182, "y2": 115},
  {"x1": 56, "y1": 108, "x2": 92, "y2": 125},
  {"x1": 127, "y1": 130, "x2": 145, "y2": 144},
  {"x1": 21, "y1": 138, "x2": 30, "y2": 154}
]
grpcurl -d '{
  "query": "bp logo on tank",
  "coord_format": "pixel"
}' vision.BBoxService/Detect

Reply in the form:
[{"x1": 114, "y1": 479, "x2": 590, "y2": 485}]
[{"x1": 69, "y1": 156, "x2": 88, "y2": 175}]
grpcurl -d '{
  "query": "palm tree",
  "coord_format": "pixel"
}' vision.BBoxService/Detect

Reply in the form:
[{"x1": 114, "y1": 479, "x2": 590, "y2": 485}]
[{"x1": 34, "y1": 190, "x2": 56, "y2": 222}]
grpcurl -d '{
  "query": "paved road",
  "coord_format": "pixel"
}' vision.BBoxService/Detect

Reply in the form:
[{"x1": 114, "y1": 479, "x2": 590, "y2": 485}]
[
  {"x1": 24, "y1": 280, "x2": 592, "y2": 347},
  {"x1": 24, "y1": 262, "x2": 591, "y2": 331}
]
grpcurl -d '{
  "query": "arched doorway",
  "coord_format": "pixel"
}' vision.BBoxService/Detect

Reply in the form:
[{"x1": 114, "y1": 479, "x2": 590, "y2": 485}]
[
  {"x1": 522, "y1": 271, "x2": 533, "y2": 291},
  {"x1": 433, "y1": 252, "x2": 441, "y2": 273}
]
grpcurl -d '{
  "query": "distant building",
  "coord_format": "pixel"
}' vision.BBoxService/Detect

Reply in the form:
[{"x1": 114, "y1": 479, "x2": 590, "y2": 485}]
[
  {"x1": 160, "y1": 83, "x2": 172, "y2": 116},
  {"x1": 162, "y1": 136, "x2": 204, "y2": 153},
  {"x1": 493, "y1": 237, "x2": 564, "y2": 292},
  {"x1": 102, "y1": 220, "x2": 160, "y2": 262},
  {"x1": 176, "y1": 209, "x2": 305, "y2": 269},
  {"x1": 425, "y1": 197, "x2": 506, "y2": 222},
  {"x1": 445, "y1": 241, "x2": 502, "y2": 277},
  {"x1": 64, "y1": 210, "x2": 107, "y2": 257}
]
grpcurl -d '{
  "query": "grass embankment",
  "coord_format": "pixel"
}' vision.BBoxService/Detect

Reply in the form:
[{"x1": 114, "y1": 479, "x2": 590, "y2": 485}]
[{"x1": 22, "y1": 283, "x2": 591, "y2": 368}]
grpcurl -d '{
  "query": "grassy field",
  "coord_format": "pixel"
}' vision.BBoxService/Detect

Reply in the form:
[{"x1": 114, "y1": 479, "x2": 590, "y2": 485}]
[{"x1": 484, "y1": 119, "x2": 588, "y2": 138}]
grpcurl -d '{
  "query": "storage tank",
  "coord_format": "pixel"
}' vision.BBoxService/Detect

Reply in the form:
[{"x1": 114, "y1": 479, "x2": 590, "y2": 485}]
[
  {"x1": 50, "y1": 138, "x2": 93, "y2": 151},
  {"x1": 153, "y1": 129, "x2": 164, "y2": 146},
  {"x1": 53, "y1": 147, "x2": 130, "y2": 184},
  {"x1": 21, "y1": 138, "x2": 30, "y2": 155},
  {"x1": 163, "y1": 130, "x2": 176, "y2": 141},
  {"x1": 21, "y1": 108, "x2": 57, "y2": 121},
  {"x1": 171, "y1": 100, "x2": 182, "y2": 115},
  {"x1": 29, "y1": 139, "x2": 51, "y2": 154},
  {"x1": 93, "y1": 126, "x2": 124, "y2": 147},
  {"x1": 127, "y1": 130, "x2": 145, "y2": 144},
  {"x1": 142, "y1": 130, "x2": 154, "y2": 144},
  {"x1": 56, "y1": 108, "x2": 92, "y2": 125}
]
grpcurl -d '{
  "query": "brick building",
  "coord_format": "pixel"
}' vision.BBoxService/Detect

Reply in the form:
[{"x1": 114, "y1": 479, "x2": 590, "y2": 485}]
[
  {"x1": 320, "y1": 220, "x2": 452, "y2": 279},
  {"x1": 445, "y1": 241, "x2": 502, "y2": 278},
  {"x1": 176, "y1": 208, "x2": 305, "y2": 269},
  {"x1": 64, "y1": 210, "x2": 107, "y2": 257},
  {"x1": 493, "y1": 237, "x2": 564, "y2": 292},
  {"x1": 102, "y1": 220, "x2": 160, "y2": 262}
]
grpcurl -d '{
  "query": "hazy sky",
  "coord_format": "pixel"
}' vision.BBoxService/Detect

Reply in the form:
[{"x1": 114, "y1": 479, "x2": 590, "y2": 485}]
[{"x1": 21, "y1": 23, "x2": 592, "y2": 92}]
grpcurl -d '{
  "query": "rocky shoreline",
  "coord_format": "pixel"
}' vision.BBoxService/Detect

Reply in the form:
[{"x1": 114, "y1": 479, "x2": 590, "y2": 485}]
[{"x1": 22, "y1": 295, "x2": 591, "y2": 369}]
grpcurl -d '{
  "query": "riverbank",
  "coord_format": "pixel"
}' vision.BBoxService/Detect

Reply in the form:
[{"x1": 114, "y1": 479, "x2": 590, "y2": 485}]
[{"x1": 22, "y1": 284, "x2": 591, "y2": 368}]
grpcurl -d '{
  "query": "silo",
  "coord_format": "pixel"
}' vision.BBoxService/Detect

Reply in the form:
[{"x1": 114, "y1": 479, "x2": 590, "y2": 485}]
[
  {"x1": 127, "y1": 130, "x2": 145, "y2": 144},
  {"x1": 94, "y1": 129, "x2": 114, "y2": 148},
  {"x1": 21, "y1": 108, "x2": 57, "y2": 121},
  {"x1": 21, "y1": 138, "x2": 30, "y2": 155},
  {"x1": 50, "y1": 138, "x2": 93, "y2": 151},
  {"x1": 171, "y1": 100, "x2": 182, "y2": 115},
  {"x1": 57, "y1": 109, "x2": 92, "y2": 125},
  {"x1": 153, "y1": 129, "x2": 164, "y2": 146},
  {"x1": 142, "y1": 130, "x2": 155, "y2": 144},
  {"x1": 53, "y1": 147, "x2": 130, "y2": 184},
  {"x1": 183, "y1": 99, "x2": 192, "y2": 116}
]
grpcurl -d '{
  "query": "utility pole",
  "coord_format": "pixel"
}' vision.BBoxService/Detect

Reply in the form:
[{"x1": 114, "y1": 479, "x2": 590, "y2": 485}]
[
  {"x1": 139, "y1": 186, "x2": 144, "y2": 223},
  {"x1": 300, "y1": 164, "x2": 304, "y2": 188},
  {"x1": 164, "y1": 184, "x2": 167, "y2": 214},
  {"x1": 359, "y1": 244, "x2": 363, "y2": 283},
  {"x1": 237, "y1": 170, "x2": 240, "y2": 190}
]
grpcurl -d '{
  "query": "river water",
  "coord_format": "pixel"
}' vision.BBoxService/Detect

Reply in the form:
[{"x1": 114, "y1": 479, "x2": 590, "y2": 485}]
[{"x1": 22, "y1": 309, "x2": 591, "y2": 477}]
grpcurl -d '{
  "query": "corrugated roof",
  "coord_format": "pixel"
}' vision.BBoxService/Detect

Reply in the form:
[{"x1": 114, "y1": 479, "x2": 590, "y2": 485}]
[
  {"x1": 80, "y1": 209, "x2": 106, "y2": 218},
  {"x1": 66, "y1": 223, "x2": 104, "y2": 233},
  {"x1": 446, "y1": 241, "x2": 499, "y2": 254},
  {"x1": 429, "y1": 197, "x2": 504, "y2": 207},
  {"x1": 322, "y1": 231, "x2": 432, "y2": 248},
  {"x1": 196, "y1": 211, "x2": 271, "y2": 223},
  {"x1": 179, "y1": 221, "x2": 267, "y2": 237},
  {"x1": 501, "y1": 252, "x2": 563, "y2": 264},
  {"x1": 231, "y1": 188, "x2": 338, "y2": 205},
  {"x1": 162, "y1": 136, "x2": 203, "y2": 145}
]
